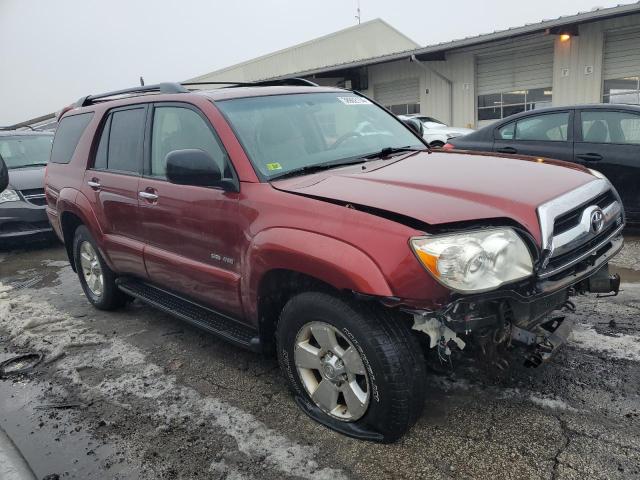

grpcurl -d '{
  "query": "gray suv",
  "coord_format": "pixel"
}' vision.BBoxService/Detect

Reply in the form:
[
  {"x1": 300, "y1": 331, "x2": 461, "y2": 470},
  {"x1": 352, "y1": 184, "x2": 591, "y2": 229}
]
[{"x1": 0, "y1": 130, "x2": 54, "y2": 240}]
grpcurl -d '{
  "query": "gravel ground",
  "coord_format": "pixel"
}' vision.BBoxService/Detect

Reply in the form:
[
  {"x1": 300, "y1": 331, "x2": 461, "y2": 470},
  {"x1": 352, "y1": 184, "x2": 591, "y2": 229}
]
[{"x1": 0, "y1": 236, "x2": 639, "y2": 480}]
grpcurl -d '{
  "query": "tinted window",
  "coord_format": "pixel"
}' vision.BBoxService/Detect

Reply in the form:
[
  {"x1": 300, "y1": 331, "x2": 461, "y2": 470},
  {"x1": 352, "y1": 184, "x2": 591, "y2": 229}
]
[
  {"x1": 107, "y1": 108, "x2": 145, "y2": 173},
  {"x1": 150, "y1": 106, "x2": 230, "y2": 178},
  {"x1": 93, "y1": 115, "x2": 111, "y2": 170},
  {"x1": 581, "y1": 110, "x2": 640, "y2": 145},
  {"x1": 497, "y1": 122, "x2": 515, "y2": 140},
  {"x1": 50, "y1": 112, "x2": 94, "y2": 164},
  {"x1": 515, "y1": 113, "x2": 569, "y2": 141}
]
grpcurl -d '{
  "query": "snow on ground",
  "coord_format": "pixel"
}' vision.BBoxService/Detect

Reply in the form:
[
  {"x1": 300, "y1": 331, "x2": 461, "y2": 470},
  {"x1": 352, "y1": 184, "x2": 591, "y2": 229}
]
[{"x1": 0, "y1": 285, "x2": 347, "y2": 480}]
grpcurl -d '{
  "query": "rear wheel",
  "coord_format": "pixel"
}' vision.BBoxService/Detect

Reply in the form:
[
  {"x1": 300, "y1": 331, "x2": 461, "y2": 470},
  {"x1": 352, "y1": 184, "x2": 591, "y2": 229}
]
[
  {"x1": 277, "y1": 291, "x2": 426, "y2": 442},
  {"x1": 73, "y1": 225, "x2": 128, "y2": 310}
]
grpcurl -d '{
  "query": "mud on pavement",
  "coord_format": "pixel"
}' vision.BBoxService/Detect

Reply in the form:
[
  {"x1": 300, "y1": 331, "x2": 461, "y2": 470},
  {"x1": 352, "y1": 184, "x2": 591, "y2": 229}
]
[{"x1": 0, "y1": 239, "x2": 639, "y2": 479}]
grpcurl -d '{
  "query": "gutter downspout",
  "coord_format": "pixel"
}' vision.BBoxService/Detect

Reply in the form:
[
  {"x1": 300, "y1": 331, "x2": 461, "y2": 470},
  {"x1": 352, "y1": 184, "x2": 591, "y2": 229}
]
[{"x1": 410, "y1": 54, "x2": 454, "y2": 126}]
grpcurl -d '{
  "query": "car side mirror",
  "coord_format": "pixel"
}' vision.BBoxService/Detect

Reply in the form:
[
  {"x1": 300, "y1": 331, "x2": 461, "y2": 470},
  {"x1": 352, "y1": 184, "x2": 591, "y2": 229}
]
[
  {"x1": 0, "y1": 156, "x2": 8, "y2": 193},
  {"x1": 165, "y1": 149, "x2": 235, "y2": 190},
  {"x1": 402, "y1": 118, "x2": 424, "y2": 137}
]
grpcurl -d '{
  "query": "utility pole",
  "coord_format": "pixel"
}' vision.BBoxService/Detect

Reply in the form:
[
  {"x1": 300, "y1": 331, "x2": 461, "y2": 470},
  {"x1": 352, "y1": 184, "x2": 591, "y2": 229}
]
[{"x1": 355, "y1": 0, "x2": 361, "y2": 24}]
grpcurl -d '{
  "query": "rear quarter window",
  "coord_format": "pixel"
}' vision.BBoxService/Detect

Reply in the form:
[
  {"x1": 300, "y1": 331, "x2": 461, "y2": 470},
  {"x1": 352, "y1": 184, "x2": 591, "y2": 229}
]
[{"x1": 50, "y1": 112, "x2": 94, "y2": 164}]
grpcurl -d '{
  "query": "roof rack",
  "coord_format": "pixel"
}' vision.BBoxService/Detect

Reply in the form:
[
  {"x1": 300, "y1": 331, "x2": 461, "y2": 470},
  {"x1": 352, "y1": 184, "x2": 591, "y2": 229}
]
[
  {"x1": 75, "y1": 82, "x2": 189, "y2": 107},
  {"x1": 73, "y1": 78, "x2": 319, "y2": 108},
  {"x1": 182, "y1": 77, "x2": 319, "y2": 88}
]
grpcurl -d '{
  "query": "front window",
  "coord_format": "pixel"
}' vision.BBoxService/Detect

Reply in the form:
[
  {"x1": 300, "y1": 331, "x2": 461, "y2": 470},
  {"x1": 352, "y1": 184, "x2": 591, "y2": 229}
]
[
  {"x1": 0, "y1": 134, "x2": 53, "y2": 169},
  {"x1": 603, "y1": 77, "x2": 640, "y2": 105},
  {"x1": 478, "y1": 88, "x2": 552, "y2": 121},
  {"x1": 216, "y1": 92, "x2": 423, "y2": 179}
]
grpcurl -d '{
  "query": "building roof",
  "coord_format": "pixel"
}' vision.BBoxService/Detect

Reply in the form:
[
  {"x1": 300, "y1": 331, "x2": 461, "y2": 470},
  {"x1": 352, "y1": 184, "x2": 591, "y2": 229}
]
[
  {"x1": 268, "y1": 2, "x2": 640, "y2": 79},
  {"x1": 188, "y1": 18, "x2": 420, "y2": 83}
]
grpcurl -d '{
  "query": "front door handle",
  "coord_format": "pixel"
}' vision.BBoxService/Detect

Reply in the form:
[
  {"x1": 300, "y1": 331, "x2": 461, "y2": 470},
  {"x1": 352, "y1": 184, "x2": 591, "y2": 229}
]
[
  {"x1": 496, "y1": 147, "x2": 517, "y2": 154},
  {"x1": 87, "y1": 180, "x2": 101, "y2": 190},
  {"x1": 138, "y1": 191, "x2": 159, "y2": 201},
  {"x1": 576, "y1": 153, "x2": 603, "y2": 162}
]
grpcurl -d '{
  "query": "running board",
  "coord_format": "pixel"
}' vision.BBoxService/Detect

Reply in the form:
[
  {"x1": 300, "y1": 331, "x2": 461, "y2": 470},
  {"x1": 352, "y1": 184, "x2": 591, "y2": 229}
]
[{"x1": 116, "y1": 278, "x2": 261, "y2": 352}]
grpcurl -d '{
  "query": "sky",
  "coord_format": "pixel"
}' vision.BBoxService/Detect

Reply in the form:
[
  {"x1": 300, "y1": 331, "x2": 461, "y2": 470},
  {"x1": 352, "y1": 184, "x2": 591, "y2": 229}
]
[{"x1": 0, "y1": 0, "x2": 637, "y2": 124}]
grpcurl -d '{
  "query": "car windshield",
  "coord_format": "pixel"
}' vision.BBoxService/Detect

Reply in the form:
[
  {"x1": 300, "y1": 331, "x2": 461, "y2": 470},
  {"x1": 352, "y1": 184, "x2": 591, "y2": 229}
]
[
  {"x1": 216, "y1": 92, "x2": 423, "y2": 179},
  {"x1": 0, "y1": 135, "x2": 53, "y2": 169}
]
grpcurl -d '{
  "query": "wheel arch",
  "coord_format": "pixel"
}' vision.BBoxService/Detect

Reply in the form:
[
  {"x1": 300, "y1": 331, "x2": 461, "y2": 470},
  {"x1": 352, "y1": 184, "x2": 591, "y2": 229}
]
[{"x1": 244, "y1": 228, "x2": 394, "y2": 351}]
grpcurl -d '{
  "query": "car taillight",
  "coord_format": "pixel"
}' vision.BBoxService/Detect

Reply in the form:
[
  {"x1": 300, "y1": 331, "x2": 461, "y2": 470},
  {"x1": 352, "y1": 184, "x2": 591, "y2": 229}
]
[{"x1": 442, "y1": 143, "x2": 455, "y2": 150}]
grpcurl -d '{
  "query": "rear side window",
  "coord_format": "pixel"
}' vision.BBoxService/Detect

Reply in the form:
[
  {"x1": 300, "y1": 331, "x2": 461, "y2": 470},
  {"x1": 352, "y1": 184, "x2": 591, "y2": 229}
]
[
  {"x1": 93, "y1": 107, "x2": 145, "y2": 173},
  {"x1": 514, "y1": 113, "x2": 569, "y2": 142},
  {"x1": 50, "y1": 112, "x2": 94, "y2": 164},
  {"x1": 497, "y1": 122, "x2": 515, "y2": 140},
  {"x1": 581, "y1": 110, "x2": 640, "y2": 145}
]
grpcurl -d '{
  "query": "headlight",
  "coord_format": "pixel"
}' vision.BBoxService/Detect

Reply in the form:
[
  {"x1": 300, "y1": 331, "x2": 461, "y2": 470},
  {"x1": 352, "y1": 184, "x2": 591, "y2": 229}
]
[
  {"x1": 410, "y1": 228, "x2": 533, "y2": 293},
  {"x1": 0, "y1": 189, "x2": 20, "y2": 203}
]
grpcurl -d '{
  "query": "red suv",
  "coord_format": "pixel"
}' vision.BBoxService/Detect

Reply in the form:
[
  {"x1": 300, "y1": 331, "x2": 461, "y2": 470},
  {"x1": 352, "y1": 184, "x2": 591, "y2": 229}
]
[{"x1": 45, "y1": 81, "x2": 624, "y2": 442}]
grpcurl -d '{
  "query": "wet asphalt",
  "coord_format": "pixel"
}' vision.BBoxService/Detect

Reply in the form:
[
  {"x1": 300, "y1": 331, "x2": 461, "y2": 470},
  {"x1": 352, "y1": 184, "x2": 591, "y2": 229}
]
[{"x1": 0, "y1": 235, "x2": 639, "y2": 480}]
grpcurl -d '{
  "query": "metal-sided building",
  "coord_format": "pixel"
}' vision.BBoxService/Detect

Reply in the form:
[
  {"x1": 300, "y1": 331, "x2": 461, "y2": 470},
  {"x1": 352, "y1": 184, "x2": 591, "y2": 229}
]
[{"x1": 192, "y1": 3, "x2": 640, "y2": 129}]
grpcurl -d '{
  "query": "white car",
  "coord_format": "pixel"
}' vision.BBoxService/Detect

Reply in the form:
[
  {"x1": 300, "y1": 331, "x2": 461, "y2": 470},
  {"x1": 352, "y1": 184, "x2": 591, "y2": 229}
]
[{"x1": 399, "y1": 114, "x2": 474, "y2": 147}]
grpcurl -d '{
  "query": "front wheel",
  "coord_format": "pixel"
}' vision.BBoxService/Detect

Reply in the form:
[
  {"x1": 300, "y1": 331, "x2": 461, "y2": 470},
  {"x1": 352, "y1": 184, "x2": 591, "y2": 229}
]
[{"x1": 277, "y1": 292, "x2": 426, "y2": 442}]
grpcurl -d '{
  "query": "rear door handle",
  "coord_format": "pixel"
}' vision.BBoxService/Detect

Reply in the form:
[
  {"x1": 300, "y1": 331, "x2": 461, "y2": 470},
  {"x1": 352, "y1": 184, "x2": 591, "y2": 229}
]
[
  {"x1": 138, "y1": 191, "x2": 159, "y2": 201},
  {"x1": 87, "y1": 180, "x2": 101, "y2": 190},
  {"x1": 576, "y1": 153, "x2": 603, "y2": 162},
  {"x1": 496, "y1": 147, "x2": 517, "y2": 154}
]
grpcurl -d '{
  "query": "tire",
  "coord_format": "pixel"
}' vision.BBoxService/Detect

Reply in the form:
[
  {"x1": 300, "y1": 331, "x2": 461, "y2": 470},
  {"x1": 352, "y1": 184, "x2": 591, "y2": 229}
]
[
  {"x1": 277, "y1": 291, "x2": 426, "y2": 443},
  {"x1": 72, "y1": 225, "x2": 128, "y2": 310},
  {"x1": 429, "y1": 141, "x2": 445, "y2": 148}
]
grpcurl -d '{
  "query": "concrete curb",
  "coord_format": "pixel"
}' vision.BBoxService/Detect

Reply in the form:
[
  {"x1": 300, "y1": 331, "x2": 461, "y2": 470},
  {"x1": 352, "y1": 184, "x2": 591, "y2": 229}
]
[{"x1": 0, "y1": 425, "x2": 36, "y2": 480}]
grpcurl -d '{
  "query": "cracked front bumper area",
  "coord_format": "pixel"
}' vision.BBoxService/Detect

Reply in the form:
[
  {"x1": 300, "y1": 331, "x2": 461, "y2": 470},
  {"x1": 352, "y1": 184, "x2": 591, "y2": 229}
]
[{"x1": 410, "y1": 234, "x2": 623, "y2": 367}]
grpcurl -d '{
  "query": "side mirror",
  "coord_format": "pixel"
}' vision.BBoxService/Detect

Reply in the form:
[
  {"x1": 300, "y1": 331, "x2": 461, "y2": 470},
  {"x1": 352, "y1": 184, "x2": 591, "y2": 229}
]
[
  {"x1": 0, "y1": 156, "x2": 8, "y2": 193},
  {"x1": 402, "y1": 118, "x2": 424, "y2": 137},
  {"x1": 165, "y1": 149, "x2": 234, "y2": 190}
]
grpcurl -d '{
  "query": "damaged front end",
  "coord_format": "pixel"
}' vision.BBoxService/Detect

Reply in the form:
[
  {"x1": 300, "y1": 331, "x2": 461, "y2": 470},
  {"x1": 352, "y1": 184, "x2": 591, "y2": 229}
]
[
  {"x1": 411, "y1": 261, "x2": 621, "y2": 368},
  {"x1": 409, "y1": 179, "x2": 625, "y2": 369}
]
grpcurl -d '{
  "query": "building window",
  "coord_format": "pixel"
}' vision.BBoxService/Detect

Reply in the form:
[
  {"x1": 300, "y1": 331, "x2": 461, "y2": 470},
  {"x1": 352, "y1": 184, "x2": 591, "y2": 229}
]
[
  {"x1": 386, "y1": 103, "x2": 420, "y2": 115},
  {"x1": 603, "y1": 77, "x2": 640, "y2": 105},
  {"x1": 477, "y1": 88, "x2": 552, "y2": 121}
]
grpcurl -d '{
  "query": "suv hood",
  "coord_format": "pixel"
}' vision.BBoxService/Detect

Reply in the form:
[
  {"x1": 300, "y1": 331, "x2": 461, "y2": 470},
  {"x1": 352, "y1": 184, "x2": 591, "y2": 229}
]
[
  {"x1": 8, "y1": 166, "x2": 45, "y2": 191},
  {"x1": 272, "y1": 151, "x2": 595, "y2": 244}
]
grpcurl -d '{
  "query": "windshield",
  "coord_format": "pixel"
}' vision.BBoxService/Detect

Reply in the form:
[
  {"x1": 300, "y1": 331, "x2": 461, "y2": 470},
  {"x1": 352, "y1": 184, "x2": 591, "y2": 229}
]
[
  {"x1": 0, "y1": 135, "x2": 53, "y2": 169},
  {"x1": 216, "y1": 92, "x2": 423, "y2": 179}
]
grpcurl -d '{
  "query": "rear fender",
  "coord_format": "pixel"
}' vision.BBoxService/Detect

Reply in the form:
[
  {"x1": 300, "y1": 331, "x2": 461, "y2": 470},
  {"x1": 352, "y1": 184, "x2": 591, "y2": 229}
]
[
  {"x1": 57, "y1": 191, "x2": 114, "y2": 271},
  {"x1": 243, "y1": 228, "x2": 393, "y2": 322}
]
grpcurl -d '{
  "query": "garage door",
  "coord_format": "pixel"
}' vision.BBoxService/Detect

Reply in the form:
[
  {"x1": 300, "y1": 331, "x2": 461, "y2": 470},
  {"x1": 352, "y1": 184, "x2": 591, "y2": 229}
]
[
  {"x1": 476, "y1": 37, "x2": 554, "y2": 123},
  {"x1": 374, "y1": 78, "x2": 420, "y2": 115},
  {"x1": 603, "y1": 27, "x2": 640, "y2": 104}
]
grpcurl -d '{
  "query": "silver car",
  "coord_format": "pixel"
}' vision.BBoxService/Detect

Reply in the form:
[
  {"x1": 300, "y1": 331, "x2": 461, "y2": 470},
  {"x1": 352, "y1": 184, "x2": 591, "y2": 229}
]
[
  {"x1": 399, "y1": 114, "x2": 473, "y2": 148},
  {"x1": 0, "y1": 130, "x2": 54, "y2": 241}
]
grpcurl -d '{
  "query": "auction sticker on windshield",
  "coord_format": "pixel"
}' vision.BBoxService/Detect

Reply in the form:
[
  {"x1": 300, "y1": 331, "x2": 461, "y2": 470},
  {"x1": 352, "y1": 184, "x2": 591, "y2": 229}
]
[{"x1": 337, "y1": 97, "x2": 372, "y2": 105}]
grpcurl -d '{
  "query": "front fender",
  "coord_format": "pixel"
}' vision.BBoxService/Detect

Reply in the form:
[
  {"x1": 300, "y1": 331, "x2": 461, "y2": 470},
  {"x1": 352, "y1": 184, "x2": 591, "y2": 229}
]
[{"x1": 242, "y1": 228, "x2": 393, "y2": 321}]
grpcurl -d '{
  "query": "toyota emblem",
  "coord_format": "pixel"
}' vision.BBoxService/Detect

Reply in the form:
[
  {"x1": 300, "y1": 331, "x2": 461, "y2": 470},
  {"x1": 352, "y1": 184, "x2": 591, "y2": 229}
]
[{"x1": 590, "y1": 208, "x2": 605, "y2": 233}]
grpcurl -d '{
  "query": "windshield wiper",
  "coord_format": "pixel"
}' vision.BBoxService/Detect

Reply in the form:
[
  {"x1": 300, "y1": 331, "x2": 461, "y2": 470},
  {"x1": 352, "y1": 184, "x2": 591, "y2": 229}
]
[
  {"x1": 363, "y1": 146, "x2": 426, "y2": 160},
  {"x1": 269, "y1": 159, "x2": 366, "y2": 181}
]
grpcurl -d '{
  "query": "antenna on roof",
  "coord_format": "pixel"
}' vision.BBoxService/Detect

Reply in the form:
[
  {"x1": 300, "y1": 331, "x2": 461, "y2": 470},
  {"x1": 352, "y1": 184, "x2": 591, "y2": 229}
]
[
  {"x1": 140, "y1": 76, "x2": 145, "y2": 86},
  {"x1": 355, "y1": 0, "x2": 361, "y2": 24}
]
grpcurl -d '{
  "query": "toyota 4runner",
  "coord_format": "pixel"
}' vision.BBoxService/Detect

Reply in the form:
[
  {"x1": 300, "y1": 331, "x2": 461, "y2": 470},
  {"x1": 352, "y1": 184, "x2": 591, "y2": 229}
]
[{"x1": 45, "y1": 80, "x2": 624, "y2": 442}]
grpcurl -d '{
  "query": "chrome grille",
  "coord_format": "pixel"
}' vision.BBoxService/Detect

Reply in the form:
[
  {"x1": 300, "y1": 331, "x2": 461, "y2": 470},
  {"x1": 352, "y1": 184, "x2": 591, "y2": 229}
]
[
  {"x1": 537, "y1": 179, "x2": 625, "y2": 279},
  {"x1": 20, "y1": 188, "x2": 46, "y2": 206}
]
